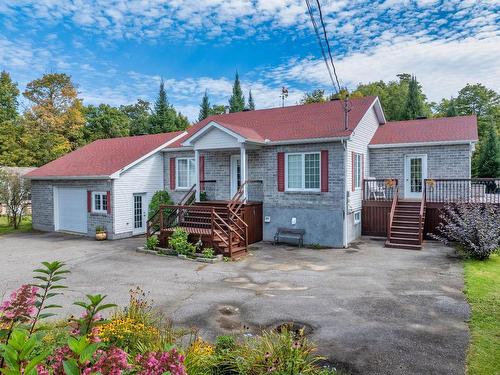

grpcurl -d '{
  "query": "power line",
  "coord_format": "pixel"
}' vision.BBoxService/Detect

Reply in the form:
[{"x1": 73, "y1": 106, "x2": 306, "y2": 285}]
[{"x1": 304, "y1": 0, "x2": 338, "y2": 94}]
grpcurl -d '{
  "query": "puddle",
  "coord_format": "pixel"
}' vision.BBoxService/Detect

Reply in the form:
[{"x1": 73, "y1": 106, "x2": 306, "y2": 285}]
[{"x1": 223, "y1": 277, "x2": 308, "y2": 292}]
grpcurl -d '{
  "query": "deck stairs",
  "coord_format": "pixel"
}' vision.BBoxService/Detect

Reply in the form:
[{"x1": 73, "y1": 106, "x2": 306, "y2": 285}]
[{"x1": 385, "y1": 200, "x2": 425, "y2": 250}]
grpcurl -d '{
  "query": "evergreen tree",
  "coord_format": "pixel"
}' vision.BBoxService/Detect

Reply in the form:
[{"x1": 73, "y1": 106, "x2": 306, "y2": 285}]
[
  {"x1": 198, "y1": 90, "x2": 211, "y2": 121},
  {"x1": 404, "y1": 75, "x2": 424, "y2": 120},
  {"x1": 446, "y1": 97, "x2": 458, "y2": 117},
  {"x1": 228, "y1": 72, "x2": 245, "y2": 113},
  {"x1": 247, "y1": 90, "x2": 255, "y2": 110},
  {"x1": 174, "y1": 111, "x2": 190, "y2": 131},
  {"x1": 150, "y1": 79, "x2": 175, "y2": 133},
  {"x1": 476, "y1": 124, "x2": 500, "y2": 178},
  {"x1": 0, "y1": 71, "x2": 20, "y2": 124}
]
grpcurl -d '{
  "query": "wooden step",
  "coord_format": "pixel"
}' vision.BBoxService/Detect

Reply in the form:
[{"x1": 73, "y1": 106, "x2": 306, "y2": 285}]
[
  {"x1": 389, "y1": 236, "x2": 420, "y2": 245},
  {"x1": 390, "y1": 231, "x2": 420, "y2": 238},
  {"x1": 385, "y1": 240, "x2": 422, "y2": 250},
  {"x1": 391, "y1": 225, "x2": 419, "y2": 233},
  {"x1": 393, "y1": 220, "x2": 420, "y2": 227}
]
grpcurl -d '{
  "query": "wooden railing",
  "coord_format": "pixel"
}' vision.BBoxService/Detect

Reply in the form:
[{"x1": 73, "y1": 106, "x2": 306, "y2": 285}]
[
  {"x1": 425, "y1": 178, "x2": 500, "y2": 204},
  {"x1": 418, "y1": 184, "x2": 426, "y2": 244},
  {"x1": 387, "y1": 185, "x2": 399, "y2": 242},
  {"x1": 363, "y1": 179, "x2": 398, "y2": 201}
]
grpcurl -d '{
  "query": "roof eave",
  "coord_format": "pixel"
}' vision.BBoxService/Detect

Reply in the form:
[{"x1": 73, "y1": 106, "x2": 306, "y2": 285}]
[
  {"x1": 368, "y1": 140, "x2": 477, "y2": 148},
  {"x1": 27, "y1": 175, "x2": 113, "y2": 180}
]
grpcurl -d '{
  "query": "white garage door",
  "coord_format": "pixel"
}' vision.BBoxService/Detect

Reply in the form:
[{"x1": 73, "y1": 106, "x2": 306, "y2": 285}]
[{"x1": 57, "y1": 188, "x2": 87, "y2": 233}]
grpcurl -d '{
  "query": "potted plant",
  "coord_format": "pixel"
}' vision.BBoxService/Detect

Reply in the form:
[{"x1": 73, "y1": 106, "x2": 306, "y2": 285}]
[
  {"x1": 95, "y1": 225, "x2": 107, "y2": 241},
  {"x1": 384, "y1": 178, "x2": 396, "y2": 188}
]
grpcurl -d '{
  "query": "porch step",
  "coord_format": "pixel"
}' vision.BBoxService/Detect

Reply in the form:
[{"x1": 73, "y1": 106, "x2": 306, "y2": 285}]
[
  {"x1": 391, "y1": 226, "x2": 419, "y2": 233},
  {"x1": 393, "y1": 220, "x2": 420, "y2": 227},
  {"x1": 389, "y1": 236, "x2": 420, "y2": 245},
  {"x1": 390, "y1": 231, "x2": 419, "y2": 237},
  {"x1": 385, "y1": 240, "x2": 422, "y2": 250}
]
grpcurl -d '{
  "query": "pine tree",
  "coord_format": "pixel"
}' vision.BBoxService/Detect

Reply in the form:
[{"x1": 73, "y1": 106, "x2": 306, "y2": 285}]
[
  {"x1": 150, "y1": 79, "x2": 175, "y2": 133},
  {"x1": 247, "y1": 90, "x2": 255, "y2": 110},
  {"x1": 0, "y1": 71, "x2": 20, "y2": 124},
  {"x1": 198, "y1": 90, "x2": 211, "y2": 121},
  {"x1": 476, "y1": 124, "x2": 500, "y2": 178},
  {"x1": 228, "y1": 72, "x2": 245, "y2": 113},
  {"x1": 404, "y1": 75, "x2": 424, "y2": 120}
]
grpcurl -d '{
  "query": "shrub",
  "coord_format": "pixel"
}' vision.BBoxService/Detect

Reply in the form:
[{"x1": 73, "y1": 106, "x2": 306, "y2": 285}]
[
  {"x1": 145, "y1": 235, "x2": 159, "y2": 250},
  {"x1": 169, "y1": 228, "x2": 196, "y2": 256},
  {"x1": 431, "y1": 202, "x2": 500, "y2": 260},
  {"x1": 97, "y1": 316, "x2": 160, "y2": 352},
  {"x1": 148, "y1": 191, "x2": 173, "y2": 220},
  {"x1": 202, "y1": 247, "x2": 215, "y2": 259},
  {"x1": 135, "y1": 347, "x2": 187, "y2": 375},
  {"x1": 215, "y1": 335, "x2": 235, "y2": 353}
]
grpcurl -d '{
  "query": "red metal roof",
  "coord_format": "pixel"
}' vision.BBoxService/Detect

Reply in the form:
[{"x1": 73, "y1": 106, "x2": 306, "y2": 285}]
[
  {"x1": 168, "y1": 96, "x2": 380, "y2": 147},
  {"x1": 369, "y1": 115, "x2": 478, "y2": 146},
  {"x1": 27, "y1": 132, "x2": 184, "y2": 178}
]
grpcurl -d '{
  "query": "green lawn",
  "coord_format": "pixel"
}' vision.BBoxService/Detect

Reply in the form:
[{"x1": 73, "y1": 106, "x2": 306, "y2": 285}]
[
  {"x1": 0, "y1": 215, "x2": 32, "y2": 235},
  {"x1": 464, "y1": 254, "x2": 500, "y2": 375}
]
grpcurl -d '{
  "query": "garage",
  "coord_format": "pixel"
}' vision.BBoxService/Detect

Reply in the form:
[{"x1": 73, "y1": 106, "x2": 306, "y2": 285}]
[{"x1": 56, "y1": 187, "x2": 87, "y2": 233}]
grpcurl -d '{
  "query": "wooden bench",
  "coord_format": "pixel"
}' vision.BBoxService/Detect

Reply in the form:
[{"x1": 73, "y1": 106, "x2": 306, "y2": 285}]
[{"x1": 273, "y1": 227, "x2": 305, "y2": 247}]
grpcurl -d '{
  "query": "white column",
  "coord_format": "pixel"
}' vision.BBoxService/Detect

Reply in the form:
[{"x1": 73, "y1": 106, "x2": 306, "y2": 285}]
[
  {"x1": 240, "y1": 144, "x2": 247, "y2": 201},
  {"x1": 194, "y1": 149, "x2": 200, "y2": 202}
]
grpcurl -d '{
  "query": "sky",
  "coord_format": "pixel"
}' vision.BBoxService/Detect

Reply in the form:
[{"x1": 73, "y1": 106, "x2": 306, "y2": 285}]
[{"x1": 0, "y1": 0, "x2": 499, "y2": 121}]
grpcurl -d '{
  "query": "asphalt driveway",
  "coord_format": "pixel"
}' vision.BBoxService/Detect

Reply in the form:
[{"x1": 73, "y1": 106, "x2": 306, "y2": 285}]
[{"x1": 0, "y1": 232, "x2": 469, "y2": 375}]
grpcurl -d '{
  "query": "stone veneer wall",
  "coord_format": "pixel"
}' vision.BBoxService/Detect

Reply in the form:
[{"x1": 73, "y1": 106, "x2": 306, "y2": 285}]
[{"x1": 31, "y1": 179, "x2": 114, "y2": 238}]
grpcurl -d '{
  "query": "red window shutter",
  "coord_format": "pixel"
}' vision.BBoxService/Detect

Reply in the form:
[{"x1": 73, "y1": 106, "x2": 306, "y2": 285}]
[
  {"x1": 169, "y1": 157, "x2": 176, "y2": 190},
  {"x1": 199, "y1": 155, "x2": 205, "y2": 190},
  {"x1": 321, "y1": 150, "x2": 329, "y2": 192},
  {"x1": 87, "y1": 191, "x2": 92, "y2": 213},
  {"x1": 106, "y1": 191, "x2": 111, "y2": 214},
  {"x1": 277, "y1": 152, "x2": 285, "y2": 192},
  {"x1": 351, "y1": 152, "x2": 355, "y2": 192}
]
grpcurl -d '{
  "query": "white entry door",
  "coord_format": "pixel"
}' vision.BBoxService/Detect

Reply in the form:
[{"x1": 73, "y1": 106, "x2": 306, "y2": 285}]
[
  {"x1": 404, "y1": 154, "x2": 427, "y2": 199},
  {"x1": 230, "y1": 155, "x2": 241, "y2": 198},
  {"x1": 56, "y1": 187, "x2": 87, "y2": 233},
  {"x1": 133, "y1": 193, "x2": 146, "y2": 235}
]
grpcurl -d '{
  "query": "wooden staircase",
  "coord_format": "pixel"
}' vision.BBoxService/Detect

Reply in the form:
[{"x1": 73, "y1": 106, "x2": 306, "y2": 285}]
[{"x1": 385, "y1": 200, "x2": 425, "y2": 250}]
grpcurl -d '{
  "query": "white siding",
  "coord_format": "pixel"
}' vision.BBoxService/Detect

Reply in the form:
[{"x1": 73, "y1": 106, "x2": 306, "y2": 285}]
[
  {"x1": 193, "y1": 128, "x2": 240, "y2": 150},
  {"x1": 346, "y1": 107, "x2": 381, "y2": 243},
  {"x1": 113, "y1": 153, "x2": 164, "y2": 235}
]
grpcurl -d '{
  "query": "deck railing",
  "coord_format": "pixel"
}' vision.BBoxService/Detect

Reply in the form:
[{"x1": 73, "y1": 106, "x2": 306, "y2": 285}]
[
  {"x1": 425, "y1": 178, "x2": 500, "y2": 204},
  {"x1": 363, "y1": 179, "x2": 398, "y2": 201}
]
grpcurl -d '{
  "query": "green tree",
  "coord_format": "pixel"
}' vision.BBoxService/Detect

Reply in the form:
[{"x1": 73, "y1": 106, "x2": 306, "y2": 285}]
[
  {"x1": 0, "y1": 119, "x2": 30, "y2": 166},
  {"x1": 247, "y1": 90, "x2": 255, "y2": 110},
  {"x1": 404, "y1": 75, "x2": 424, "y2": 120},
  {"x1": 198, "y1": 90, "x2": 211, "y2": 121},
  {"x1": 0, "y1": 70, "x2": 20, "y2": 124},
  {"x1": 120, "y1": 99, "x2": 152, "y2": 135},
  {"x1": 83, "y1": 104, "x2": 130, "y2": 142},
  {"x1": 150, "y1": 79, "x2": 175, "y2": 133},
  {"x1": 174, "y1": 111, "x2": 189, "y2": 130},
  {"x1": 228, "y1": 72, "x2": 245, "y2": 113},
  {"x1": 475, "y1": 124, "x2": 499, "y2": 178},
  {"x1": 210, "y1": 104, "x2": 227, "y2": 116},
  {"x1": 300, "y1": 89, "x2": 328, "y2": 104}
]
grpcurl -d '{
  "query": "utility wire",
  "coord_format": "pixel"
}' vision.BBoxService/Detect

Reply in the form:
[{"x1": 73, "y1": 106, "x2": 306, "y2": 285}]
[{"x1": 305, "y1": 0, "x2": 338, "y2": 94}]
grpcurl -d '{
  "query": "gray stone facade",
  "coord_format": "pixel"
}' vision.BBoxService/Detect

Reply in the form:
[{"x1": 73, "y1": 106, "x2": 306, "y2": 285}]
[
  {"x1": 31, "y1": 179, "x2": 115, "y2": 238},
  {"x1": 369, "y1": 144, "x2": 472, "y2": 198}
]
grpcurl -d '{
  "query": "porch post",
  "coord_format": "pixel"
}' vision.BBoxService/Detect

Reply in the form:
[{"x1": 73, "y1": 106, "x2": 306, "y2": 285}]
[
  {"x1": 194, "y1": 149, "x2": 200, "y2": 202},
  {"x1": 240, "y1": 144, "x2": 247, "y2": 201}
]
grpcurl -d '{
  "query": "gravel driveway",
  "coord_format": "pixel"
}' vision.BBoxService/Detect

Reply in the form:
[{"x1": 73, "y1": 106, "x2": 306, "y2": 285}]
[{"x1": 0, "y1": 231, "x2": 469, "y2": 375}]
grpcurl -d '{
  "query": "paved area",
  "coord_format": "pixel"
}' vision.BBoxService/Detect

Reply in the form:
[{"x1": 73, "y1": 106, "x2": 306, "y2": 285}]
[{"x1": 0, "y1": 232, "x2": 469, "y2": 375}]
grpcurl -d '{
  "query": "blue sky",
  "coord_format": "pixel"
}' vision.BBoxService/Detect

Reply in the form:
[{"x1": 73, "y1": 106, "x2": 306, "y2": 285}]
[{"x1": 0, "y1": 0, "x2": 499, "y2": 121}]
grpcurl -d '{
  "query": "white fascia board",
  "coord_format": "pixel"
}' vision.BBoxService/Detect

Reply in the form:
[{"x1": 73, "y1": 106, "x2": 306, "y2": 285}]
[
  {"x1": 266, "y1": 136, "x2": 350, "y2": 145},
  {"x1": 110, "y1": 131, "x2": 187, "y2": 178},
  {"x1": 161, "y1": 147, "x2": 194, "y2": 152},
  {"x1": 181, "y1": 121, "x2": 253, "y2": 146},
  {"x1": 27, "y1": 175, "x2": 112, "y2": 180},
  {"x1": 368, "y1": 140, "x2": 476, "y2": 148},
  {"x1": 371, "y1": 97, "x2": 387, "y2": 124}
]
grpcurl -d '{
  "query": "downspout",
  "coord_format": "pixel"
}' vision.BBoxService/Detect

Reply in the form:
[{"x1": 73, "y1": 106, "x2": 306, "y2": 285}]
[{"x1": 341, "y1": 139, "x2": 349, "y2": 248}]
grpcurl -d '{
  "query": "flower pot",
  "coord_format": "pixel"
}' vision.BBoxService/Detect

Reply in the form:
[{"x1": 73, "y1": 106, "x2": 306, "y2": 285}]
[{"x1": 96, "y1": 232, "x2": 107, "y2": 241}]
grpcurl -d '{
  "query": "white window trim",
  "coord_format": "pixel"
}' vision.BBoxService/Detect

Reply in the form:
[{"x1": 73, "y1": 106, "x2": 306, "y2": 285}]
[
  {"x1": 354, "y1": 211, "x2": 361, "y2": 225},
  {"x1": 176, "y1": 157, "x2": 195, "y2": 190},
  {"x1": 92, "y1": 191, "x2": 108, "y2": 214},
  {"x1": 354, "y1": 153, "x2": 362, "y2": 190},
  {"x1": 284, "y1": 152, "x2": 321, "y2": 192}
]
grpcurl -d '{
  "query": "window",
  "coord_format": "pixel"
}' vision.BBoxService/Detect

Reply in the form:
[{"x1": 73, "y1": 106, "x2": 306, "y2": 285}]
[
  {"x1": 285, "y1": 152, "x2": 321, "y2": 191},
  {"x1": 176, "y1": 158, "x2": 195, "y2": 189},
  {"x1": 353, "y1": 153, "x2": 363, "y2": 190},
  {"x1": 354, "y1": 211, "x2": 361, "y2": 225},
  {"x1": 92, "y1": 192, "x2": 108, "y2": 214}
]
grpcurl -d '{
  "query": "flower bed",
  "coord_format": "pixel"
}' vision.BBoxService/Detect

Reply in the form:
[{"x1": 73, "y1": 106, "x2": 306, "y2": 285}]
[{"x1": 0, "y1": 261, "x2": 336, "y2": 374}]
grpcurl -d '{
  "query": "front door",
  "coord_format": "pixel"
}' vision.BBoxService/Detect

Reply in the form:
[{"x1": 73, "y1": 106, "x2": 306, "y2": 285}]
[
  {"x1": 133, "y1": 193, "x2": 146, "y2": 235},
  {"x1": 230, "y1": 155, "x2": 241, "y2": 198},
  {"x1": 404, "y1": 155, "x2": 427, "y2": 199}
]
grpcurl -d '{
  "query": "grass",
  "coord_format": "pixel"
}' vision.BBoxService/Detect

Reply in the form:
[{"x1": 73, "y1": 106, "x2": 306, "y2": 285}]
[
  {"x1": 0, "y1": 215, "x2": 32, "y2": 235},
  {"x1": 464, "y1": 254, "x2": 500, "y2": 375}
]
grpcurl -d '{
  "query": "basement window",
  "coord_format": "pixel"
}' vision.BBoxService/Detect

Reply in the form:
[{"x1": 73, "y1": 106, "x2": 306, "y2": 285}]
[{"x1": 354, "y1": 211, "x2": 361, "y2": 225}]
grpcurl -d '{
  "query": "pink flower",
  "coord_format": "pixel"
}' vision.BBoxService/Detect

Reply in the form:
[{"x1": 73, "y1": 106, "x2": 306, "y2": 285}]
[
  {"x1": 36, "y1": 364, "x2": 49, "y2": 375},
  {"x1": 135, "y1": 349, "x2": 187, "y2": 375},
  {"x1": 0, "y1": 284, "x2": 38, "y2": 324}
]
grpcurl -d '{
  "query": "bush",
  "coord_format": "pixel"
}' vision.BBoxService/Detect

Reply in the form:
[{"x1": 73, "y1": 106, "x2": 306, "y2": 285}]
[
  {"x1": 145, "y1": 235, "x2": 159, "y2": 250},
  {"x1": 148, "y1": 190, "x2": 173, "y2": 220},
  {"x1": 215, "y1": 335, "x2": 235, "y2": 353},
  {"x1": 169, "y1": 228, "x2": 196, "y2": 256},
  {"x1": 431, "y1": 203, "x2": 500, "y2": 260},
  {"x1": 202, "y1": 247, "x2": 215, "y2": 259}
]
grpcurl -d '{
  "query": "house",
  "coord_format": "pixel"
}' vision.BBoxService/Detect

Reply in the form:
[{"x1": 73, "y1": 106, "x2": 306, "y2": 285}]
[
  {"x1": 0, "y1": 166, "x2": 37, "y2": 215},
  {"x1": 27, "y1": 96, "x2": 484, "y2": 254}
]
